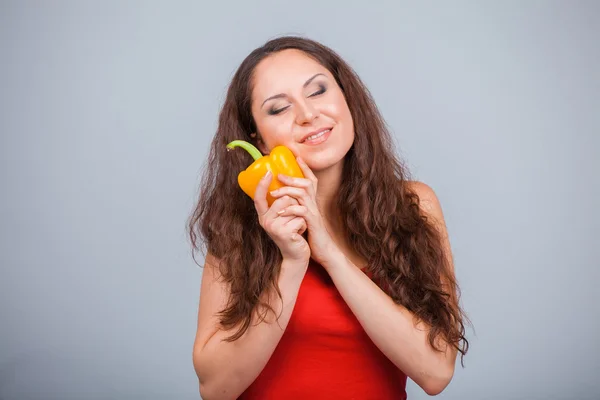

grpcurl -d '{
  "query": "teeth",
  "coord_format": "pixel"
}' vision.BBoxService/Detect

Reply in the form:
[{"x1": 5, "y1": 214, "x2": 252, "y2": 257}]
[{"x1": 305, "y1": 129, "x2": 330, "y2": 142}]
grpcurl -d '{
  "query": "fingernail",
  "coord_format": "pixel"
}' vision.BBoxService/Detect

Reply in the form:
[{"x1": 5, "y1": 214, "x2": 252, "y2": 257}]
[
  {"x1": 277, "y1": 209, "x2": 285, "y2": 215},
  {"x1": 264, "y1": 170, "x2": 272, "y2": 179}
]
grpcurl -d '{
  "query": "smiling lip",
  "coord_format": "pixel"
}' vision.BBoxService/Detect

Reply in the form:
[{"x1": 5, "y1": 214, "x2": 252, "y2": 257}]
[{"x1": 299, "y1": 127, "x2": 333, "y2": 144}]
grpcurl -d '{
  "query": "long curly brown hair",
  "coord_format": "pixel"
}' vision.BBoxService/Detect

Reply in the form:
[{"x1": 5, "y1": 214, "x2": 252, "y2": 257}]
[{"x1": 188, "y1": 36, "x2": 470, "y2": 366}]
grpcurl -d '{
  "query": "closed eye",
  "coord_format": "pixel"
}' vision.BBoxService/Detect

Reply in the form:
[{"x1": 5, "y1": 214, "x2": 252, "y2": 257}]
[
  {"x1": 268, "y1": 84, "x2": 326, "y2": 115},
  {"x1": 309, "y1": 84, "x2": 326, "y2": 97},
  {"x1": 268, "y1": 105, "x2": 290, "y2": 115}
]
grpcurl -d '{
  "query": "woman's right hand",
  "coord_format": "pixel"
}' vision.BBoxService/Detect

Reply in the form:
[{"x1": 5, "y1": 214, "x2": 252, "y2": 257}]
[{"x1": 254, "y1": 170, "x2": 310, "y2": 264}]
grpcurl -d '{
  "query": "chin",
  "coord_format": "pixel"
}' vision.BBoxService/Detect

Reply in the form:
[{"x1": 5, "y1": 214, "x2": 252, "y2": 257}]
[{"x1": 302, "y1": 148, "x2": 348, "y2": 173}]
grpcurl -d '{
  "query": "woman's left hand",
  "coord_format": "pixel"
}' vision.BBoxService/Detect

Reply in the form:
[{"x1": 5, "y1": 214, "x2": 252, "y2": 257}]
[{"x1": 269, "y1": 157, "x2": 338, "y2": 266}]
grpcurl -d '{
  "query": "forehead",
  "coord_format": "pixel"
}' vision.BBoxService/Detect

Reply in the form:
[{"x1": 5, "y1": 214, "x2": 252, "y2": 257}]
[{"x1": 251, "y1": 49, "x2": 330, "y2": 98}]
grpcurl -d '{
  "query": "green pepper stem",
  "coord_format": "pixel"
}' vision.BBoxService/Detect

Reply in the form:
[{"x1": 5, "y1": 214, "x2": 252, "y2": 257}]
[{"x1": 226, "y1": 140, "x2": 263, "y2": 161}]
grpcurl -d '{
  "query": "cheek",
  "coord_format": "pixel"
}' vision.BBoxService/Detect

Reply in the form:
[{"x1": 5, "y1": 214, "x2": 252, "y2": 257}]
[
  {"x1": 254, "y1": 115, "x2": 297, "y2": 148},
  {"x1": 324, "y1": 92, "x2": 351, "y2": 122},
  {"x1": 334, "y1": 99, "x2": 355, "y2": 145}
]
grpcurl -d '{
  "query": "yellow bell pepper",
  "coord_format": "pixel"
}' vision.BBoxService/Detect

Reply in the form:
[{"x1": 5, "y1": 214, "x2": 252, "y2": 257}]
[{"x1": 226, "y1": 140, "x2": 304, "y2": 206}]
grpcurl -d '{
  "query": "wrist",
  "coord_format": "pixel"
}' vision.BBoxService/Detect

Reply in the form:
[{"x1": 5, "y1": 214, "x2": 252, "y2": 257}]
[
  {"x1": 280, "y1": 257, "x2": 309, "y2": 277},
  {"x1": 319, "y1": 244, "x2": 347, "y2": 272},
  {"x1": 281, "y1": 256, "x2": 310, "y2": 268}
]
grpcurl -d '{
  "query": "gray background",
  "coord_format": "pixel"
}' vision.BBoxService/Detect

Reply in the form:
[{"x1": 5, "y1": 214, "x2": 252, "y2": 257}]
[{"x1": 1, "y1": 1, "x2": 598, "y2": 399}]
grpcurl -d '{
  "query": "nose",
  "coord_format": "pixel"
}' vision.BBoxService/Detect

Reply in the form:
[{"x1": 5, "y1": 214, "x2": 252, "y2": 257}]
[{"x1": 295, "y1": 100, "x2": 319, "y2": 125}]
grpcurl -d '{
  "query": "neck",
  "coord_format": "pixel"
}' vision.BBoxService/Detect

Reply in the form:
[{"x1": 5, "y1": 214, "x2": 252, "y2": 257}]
[{"x1": 314, "y1": 160, "x2": 344, "y2": 227}]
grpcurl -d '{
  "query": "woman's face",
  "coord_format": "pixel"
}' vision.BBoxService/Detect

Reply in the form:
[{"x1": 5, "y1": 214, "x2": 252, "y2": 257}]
[{"x1": 250, "y1": 49, "x2": 354, "y2": 172}]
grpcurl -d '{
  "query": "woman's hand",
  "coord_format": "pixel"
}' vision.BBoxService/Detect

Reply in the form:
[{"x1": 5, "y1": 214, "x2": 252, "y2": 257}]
[
  {"x1": 255, "y1": 170, "x2": 310, "y2": 265},
  {"x1": 269, "y1": 157, "x2": 338, "y2": 266}
]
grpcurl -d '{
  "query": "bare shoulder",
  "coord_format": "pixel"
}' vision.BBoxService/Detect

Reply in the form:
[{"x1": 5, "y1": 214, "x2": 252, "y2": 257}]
[
  {"x1": 406, "y1": 181, "x2": 455, "y2": 272},
  {"x1": 406, "y1": 180, "x2": 445, "y2": 222}
]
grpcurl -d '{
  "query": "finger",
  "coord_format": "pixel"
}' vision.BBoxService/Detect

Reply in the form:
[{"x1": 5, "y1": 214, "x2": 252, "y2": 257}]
[
  {"x1": 278, "y1": 205, "x2": 314, "y2": 233},
  {"x1": 270, "y1": 187, "x2": 309, "y2": 204},
  {"x1": 263, "y1": 206, "x2": 295, "y2": 234},
  {"x1": 268, "y1": 213, "x2": 296, "y2": 229},
  {"x1": 284, "y1": 217, "x2": 307, "y2": 240},
  {"x1": 277, "y1": 205, "x2": 309, "y2": 218},
  {"x1": 277, "y1": 173, "x2": 315, "y2": 197},
  {"x1": 277, "y1": 174, "x2": 312, "y2": 189},
  {"x1": 262, "y1": 195, "x2": 295, "y2": 221},
  {"x1": 296, "y1": 157, "x2": 318, "y2": 188},
  {"x1": 253, "y1": 170, "x2": 272, "y2": 216},
  {"x1": 297, "y1": 219, "x2": 308, "y2": 237},
  {"x1": 298, "y1": 220, "x2": 307, "y2": 235}
]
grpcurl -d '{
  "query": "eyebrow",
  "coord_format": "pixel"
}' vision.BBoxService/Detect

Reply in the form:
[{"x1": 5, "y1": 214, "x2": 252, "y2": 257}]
[{"x1": 261, "y1": 73, "x2": 326, "y2": 108}]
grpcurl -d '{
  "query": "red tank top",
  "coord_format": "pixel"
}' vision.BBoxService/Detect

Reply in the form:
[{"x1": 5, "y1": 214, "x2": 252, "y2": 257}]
[{"x1": 239, "y1": 259, "x2": 407, "y2": 400}]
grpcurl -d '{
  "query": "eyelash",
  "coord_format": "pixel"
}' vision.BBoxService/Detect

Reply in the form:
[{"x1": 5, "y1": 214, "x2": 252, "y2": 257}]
[
  {"x1": 268, "y1": 84, "x2": 327, "y2": 115},
  {"x1": 310, "y1": 84, "x2": 326, "y2": 97}
]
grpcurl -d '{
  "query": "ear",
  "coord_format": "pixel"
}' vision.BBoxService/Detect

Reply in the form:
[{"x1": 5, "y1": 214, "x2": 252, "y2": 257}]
[{"x1": 251, "y1": 133, "x2": 269, "y2": 154}]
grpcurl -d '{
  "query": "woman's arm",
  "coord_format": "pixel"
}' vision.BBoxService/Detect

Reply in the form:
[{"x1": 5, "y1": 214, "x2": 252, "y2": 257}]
[
  {"x1": 192, "y1": 254, "x2": 308, "y2": 400},
  {"x1": 272, "y1": 161, "x2": 460, "y2": 395},
  {"x1": 322, "y1": 182, "x2": 458, "y2": 396}
]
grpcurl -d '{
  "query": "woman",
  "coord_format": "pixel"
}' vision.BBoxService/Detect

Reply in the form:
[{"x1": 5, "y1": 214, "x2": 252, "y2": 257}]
[{"x1": 188, "y1": 36, "x2": 469, "y2": 399}]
